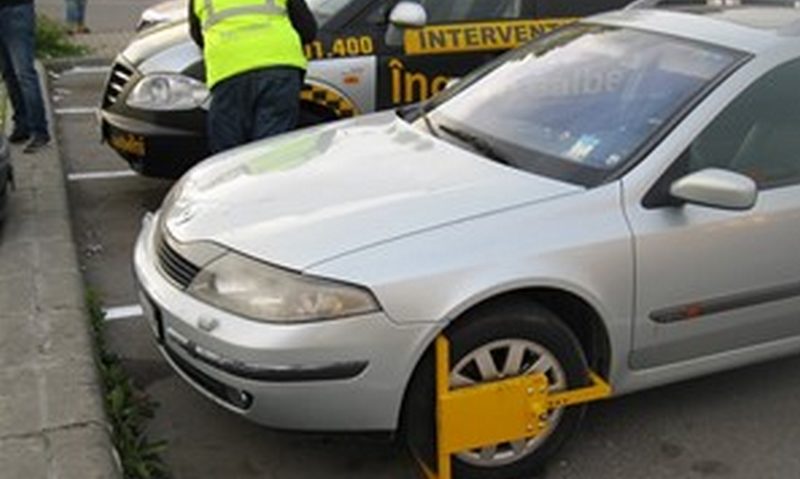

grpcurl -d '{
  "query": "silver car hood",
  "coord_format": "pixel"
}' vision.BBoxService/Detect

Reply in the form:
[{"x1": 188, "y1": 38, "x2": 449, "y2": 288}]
[
  {"x1": 123, "y1": 20, "x2": 193, "y2": 67},
  {"x1": 166, "y1": 112, "x2": 583, "y2": 270}
]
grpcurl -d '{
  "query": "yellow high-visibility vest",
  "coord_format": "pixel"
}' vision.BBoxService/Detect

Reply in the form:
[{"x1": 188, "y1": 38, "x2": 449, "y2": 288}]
[{"x1": 194, "y1": 0, "x2": 307, "y2": 89}]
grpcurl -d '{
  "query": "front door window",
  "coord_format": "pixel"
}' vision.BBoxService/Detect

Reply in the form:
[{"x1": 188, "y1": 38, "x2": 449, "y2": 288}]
[{"x1": 686, "y1": 58, "x2": 800, "y2": 189}]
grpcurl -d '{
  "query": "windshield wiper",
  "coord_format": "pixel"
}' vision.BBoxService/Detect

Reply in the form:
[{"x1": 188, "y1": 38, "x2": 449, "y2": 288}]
[
  {"x1": 438, "y1": 124, "x2": 512, "y2": 166},
  {"x1": 417, "y1": 103, "x2": 440, "y2": 138}
]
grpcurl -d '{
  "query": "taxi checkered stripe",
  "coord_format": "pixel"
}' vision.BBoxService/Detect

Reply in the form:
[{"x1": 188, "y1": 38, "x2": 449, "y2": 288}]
[{"x1": 300, "y1": 85, "x2": 357, "y2": 118}]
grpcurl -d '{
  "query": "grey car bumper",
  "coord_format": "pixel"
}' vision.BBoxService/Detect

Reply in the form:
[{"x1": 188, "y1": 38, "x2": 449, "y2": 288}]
[{"x1": 133, "y1": 212, "x2": 440, "y2": 431}]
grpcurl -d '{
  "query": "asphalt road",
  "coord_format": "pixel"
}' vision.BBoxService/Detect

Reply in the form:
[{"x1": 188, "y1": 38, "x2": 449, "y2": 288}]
[{"x1": 55, "y1": 62, "x2": 800, "y2": 479}]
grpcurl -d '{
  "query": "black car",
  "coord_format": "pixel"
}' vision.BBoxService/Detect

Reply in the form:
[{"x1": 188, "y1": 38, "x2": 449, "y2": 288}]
[
  {"x1": 100, "y1": 0, "x2": 630, "y2": 178},
  {"x1": 0, "y1": 134, "x2": 12, "y2": 220}
]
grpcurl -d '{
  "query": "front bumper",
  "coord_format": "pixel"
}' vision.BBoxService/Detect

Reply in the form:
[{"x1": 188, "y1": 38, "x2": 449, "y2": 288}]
[
  {"x1": 100, "y1": 57, "x2": 208, "y2": 178},
  {"x1": 101, "y1": 110, "x2": 207, "y2": 179},
  {"x1": 133, "y1": 213, "x2": 439, "y2": 431}
]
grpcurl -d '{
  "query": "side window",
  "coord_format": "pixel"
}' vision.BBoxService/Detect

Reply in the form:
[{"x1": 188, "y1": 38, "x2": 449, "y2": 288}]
[
  {"x1": 365, "y1": 0, "x2": 397, "y2": 25},
  {"x1": 535, "y1": 0, "x2": 629, "y2": 17},
  {"x1": 418, "y1": 0, "x2": 523, "y2": 23},
  {"x1": 688, "y1": 58, "x2": 800, "y2": 189},
  {"x1": 311, "y1": 0, "x2": 363, "y2": 25}
]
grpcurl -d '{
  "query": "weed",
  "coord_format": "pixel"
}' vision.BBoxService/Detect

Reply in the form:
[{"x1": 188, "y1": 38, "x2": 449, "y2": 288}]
[
  {"x1": 87, "y1": 290, "x2": 169, "y2": 479},
  {"x1": 36, "y1": 14, "x2": 90, "y2": 59}
]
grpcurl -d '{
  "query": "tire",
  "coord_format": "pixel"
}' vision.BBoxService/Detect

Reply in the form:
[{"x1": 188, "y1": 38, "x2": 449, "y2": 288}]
[{"x1": 402, "y1": 300, "x2": 589, "y2": 479}]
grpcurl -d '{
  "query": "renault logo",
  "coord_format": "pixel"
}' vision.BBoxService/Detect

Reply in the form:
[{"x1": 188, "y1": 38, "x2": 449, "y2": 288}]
[{"x1": 170, "y1": 203, "x2": 197, "y2": 226}]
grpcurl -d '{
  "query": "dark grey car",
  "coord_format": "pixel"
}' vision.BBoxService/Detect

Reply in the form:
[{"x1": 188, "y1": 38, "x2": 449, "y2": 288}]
[{"x1": 0, "y1": 134, "x2": 12, "y2": 219}]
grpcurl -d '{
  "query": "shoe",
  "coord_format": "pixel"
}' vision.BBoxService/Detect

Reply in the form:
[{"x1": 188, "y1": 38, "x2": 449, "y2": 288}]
[
  {"x1": 8, "y1": 129, "x2": 30, "y2": 144},
  {"x1": 67, "y1": 24, "x2": 90, "y2": 35},
  {"x1": 23, "y1": 135, "x2": 50, "y2": 154}
]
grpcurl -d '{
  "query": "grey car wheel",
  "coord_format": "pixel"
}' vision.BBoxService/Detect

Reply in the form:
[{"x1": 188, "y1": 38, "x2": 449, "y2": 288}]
[
  {"x1": 402, "y1": 300, "x2": 589, "y2": 479},
  {"x1": 451, "y1": 338, "x2": 568, "y2": 468}
]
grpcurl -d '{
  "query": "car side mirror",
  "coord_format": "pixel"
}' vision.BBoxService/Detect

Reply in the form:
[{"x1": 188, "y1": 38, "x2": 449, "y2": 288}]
[
  {"x1": 670, "y1": 168, "x2": 757, "y2": 211},
  {"x1": 389, "y1": 1, "x2": 427, "y2": 28},
  {"x1": 386, "y1": 2, "x2": 427, "y2": 47}
]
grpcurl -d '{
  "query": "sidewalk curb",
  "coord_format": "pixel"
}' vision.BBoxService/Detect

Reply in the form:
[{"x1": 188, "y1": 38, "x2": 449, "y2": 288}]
[{"x1": 0, "y1": 62, "x2": 122, "y2": 478}]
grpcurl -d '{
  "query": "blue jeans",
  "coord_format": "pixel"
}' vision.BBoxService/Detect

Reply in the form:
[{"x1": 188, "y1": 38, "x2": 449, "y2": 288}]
[
  {"x1": 65, "y1": 0, "x2": 87, "y2": 25},
  {"x1": 207, "y1": 67, "x2": 301, "y2": 154},
  {"x1": 0, "y1": 3, "x2": 49, "y2": 137}
]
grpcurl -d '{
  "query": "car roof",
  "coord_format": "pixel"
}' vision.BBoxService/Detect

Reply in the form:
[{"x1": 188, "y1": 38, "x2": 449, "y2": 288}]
[{"x1": 589, "y1": 1, "x2": 800, "y2": 54}]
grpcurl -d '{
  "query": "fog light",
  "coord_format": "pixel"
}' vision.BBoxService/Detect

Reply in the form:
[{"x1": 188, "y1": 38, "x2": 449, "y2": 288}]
[{"x1": 225, "y1": 387, "x2": 253, "y2": 409}]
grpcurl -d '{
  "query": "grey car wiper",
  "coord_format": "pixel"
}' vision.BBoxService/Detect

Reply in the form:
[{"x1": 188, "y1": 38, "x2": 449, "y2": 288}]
[
  {"x1": 438, "y1": 124, "x2": 512, "y2": 166},
  {"x1": 418, "y1": 103, "x2": 440, "y2": 139}
]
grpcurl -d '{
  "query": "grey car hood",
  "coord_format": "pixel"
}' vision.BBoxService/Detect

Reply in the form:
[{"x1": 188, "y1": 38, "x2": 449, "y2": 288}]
[{"x1": 165, "y1": 112, "x2": 583, "y2": 270}]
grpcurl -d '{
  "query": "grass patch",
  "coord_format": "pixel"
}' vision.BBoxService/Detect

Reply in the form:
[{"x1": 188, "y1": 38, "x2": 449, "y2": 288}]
[
  {"x1": 87, "y1": 290, "x2": 169, "y2": 479},
  {"x1": 36, "y1": 14, "x2": 91, "y2": 59},
  {"x1": 0, "y1": 83, "x2": 6, "y2": 131}
]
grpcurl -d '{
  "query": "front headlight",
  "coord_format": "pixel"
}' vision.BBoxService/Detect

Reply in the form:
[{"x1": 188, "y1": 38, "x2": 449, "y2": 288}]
[
  {"x1": 187, "y1": 251, "x2": 380, "y2": 323},
  {"x1": 126, "y1": 73, "x2": 209, "y2": 111}
]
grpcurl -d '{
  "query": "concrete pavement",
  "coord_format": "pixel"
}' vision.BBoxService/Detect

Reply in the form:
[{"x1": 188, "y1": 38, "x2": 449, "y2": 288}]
[
  {"x1": 35, "y1": 0, "x2": 164, "y2": 33},
  {"x1": 0, "y1": 64, "x2": 122, "y2": 479},
  {"x1": 72, "y1": 31, "x2": 138, "y2": 61}
]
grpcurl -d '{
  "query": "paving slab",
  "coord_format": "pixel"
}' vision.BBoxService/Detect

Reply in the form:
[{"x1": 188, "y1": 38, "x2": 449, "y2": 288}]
[{"x1": 0, "y1": 63, "x2": 121, "y2": 478}]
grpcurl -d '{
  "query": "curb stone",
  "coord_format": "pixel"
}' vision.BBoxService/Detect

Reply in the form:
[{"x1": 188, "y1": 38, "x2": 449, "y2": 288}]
[{"x1": 0, "y1": 62, "x2": 122, "y2": 479}]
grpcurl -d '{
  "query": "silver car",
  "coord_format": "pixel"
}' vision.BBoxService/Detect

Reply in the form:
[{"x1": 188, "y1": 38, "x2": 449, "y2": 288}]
[
  {"x1": 136, "y1": 0, "x2": 185, "y2": 31},
  {"x1": 134, "y1": 2, "x2": 800, "y2": 478}
]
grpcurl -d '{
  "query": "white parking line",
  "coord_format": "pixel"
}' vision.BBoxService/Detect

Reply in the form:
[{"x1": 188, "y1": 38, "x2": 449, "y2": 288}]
[
  {"x1": 67, "y1": 170, "x2": 138, "y2": 182},
  {"x1": 55, "y1": 107, "x2": 98, "y2": 115},
  {"x1": 104, "y1": 304, "x2": 143, "y2": 321},
  {"x1": 62, "y1": 65, "x2": 111, "y2": 75}
]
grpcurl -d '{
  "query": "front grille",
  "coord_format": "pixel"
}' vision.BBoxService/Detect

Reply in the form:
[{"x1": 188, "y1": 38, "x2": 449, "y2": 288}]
[
  {"x1": 157, "y1": 235, "x2": 200, "y2": 289},
  {"x1": 103, "y1": 62, "x2": 134, "y2": 107}
]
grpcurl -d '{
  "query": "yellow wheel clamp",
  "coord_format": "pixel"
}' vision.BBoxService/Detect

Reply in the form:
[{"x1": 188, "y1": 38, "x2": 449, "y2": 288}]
[{"x1": 417, "y1": 335, "x2": 613, "y2": 479}]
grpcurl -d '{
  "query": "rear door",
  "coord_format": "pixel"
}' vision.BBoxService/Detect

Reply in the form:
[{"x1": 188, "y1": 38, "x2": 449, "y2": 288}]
[
  {"x1": 366, "y1": 0, "x2": 552, "y2": 109},
  {"x1": 368, "y1": 0, "x2": 637, "y2": 110},
  {"x1": 301, "y1": 0, "x2": 630, "y2": 118}
]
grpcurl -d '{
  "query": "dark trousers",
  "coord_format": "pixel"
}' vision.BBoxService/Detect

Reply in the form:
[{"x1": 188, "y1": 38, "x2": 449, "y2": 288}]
[
  {"x1": 207, "y1": 67, "x2": 302, "y2": 155},
  {"x1": 65, "y1": 0, "x2": 88, "y2": 25},
  {"x1": 0, "y1": 3, "x2": 49, "y2": 138}
]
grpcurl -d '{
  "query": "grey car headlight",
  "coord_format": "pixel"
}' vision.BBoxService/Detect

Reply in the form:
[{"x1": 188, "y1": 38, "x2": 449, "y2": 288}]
[
  {"x1": 126, "y1": 73, "x2": 209, "y2": 111},
  {"x1": 187, "y1": 251, "x2": 380, "y2": 323}
]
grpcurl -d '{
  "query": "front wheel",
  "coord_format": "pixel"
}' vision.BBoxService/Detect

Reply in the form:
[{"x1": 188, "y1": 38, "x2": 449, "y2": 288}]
[{"x1": 402, "y1": 301, "x2": 589, "y2": 479}]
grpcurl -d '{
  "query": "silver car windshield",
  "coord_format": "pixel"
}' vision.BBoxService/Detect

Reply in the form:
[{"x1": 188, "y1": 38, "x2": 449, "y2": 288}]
[{"x1": 424, "y1": 24, "x2": 746, "y2": 186}]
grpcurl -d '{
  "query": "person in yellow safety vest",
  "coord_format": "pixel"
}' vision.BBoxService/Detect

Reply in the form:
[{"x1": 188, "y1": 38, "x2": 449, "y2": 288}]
[{"x1": 189, "y1": 0, "x2": 317, "y2": 154}]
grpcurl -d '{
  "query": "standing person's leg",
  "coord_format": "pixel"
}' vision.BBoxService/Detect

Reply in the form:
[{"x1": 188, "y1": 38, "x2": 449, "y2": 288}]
[
  {"x1": 207, "y1": 74, "x2": 250, "y2": 155},
  {"x1": 0, "y1": 24, "x2": 30, "y2": 142},
  {"x1": 65, "y1": 0, "x2": 80, "y2": 32},
  {"x1": 250, "y1": 68, "x2": 301, "y2": 142},
  {"x1": 1, "y1": 3, "x2": 50, "y2": 152},
  {"x1": 76, "y1": 0, "x2": 89, "y2": 33}
]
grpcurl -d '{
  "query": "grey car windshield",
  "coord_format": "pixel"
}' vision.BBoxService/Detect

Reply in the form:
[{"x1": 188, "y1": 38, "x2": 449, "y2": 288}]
[{"x1": 424, "y1": 24, "x2": 745, "y2": 186}]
